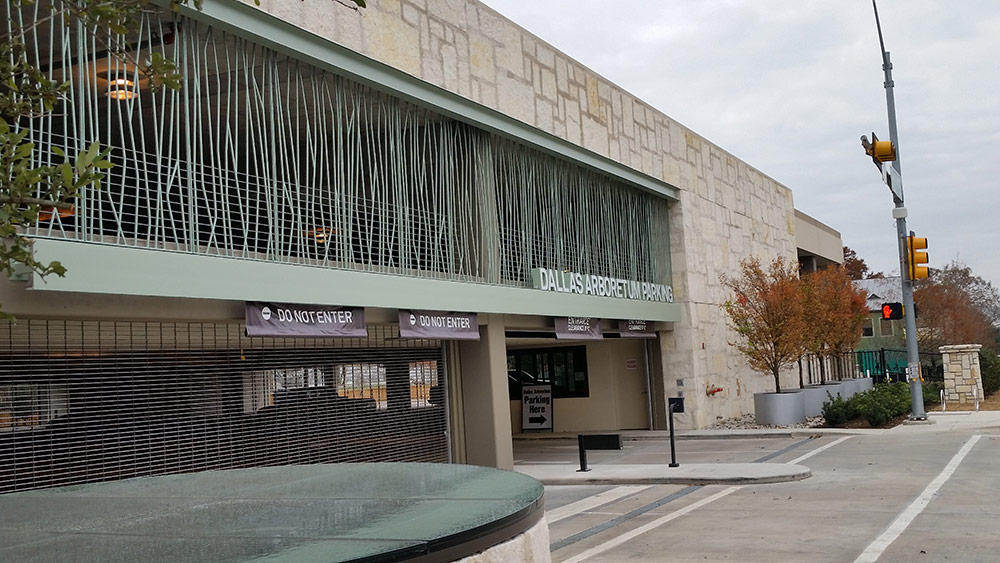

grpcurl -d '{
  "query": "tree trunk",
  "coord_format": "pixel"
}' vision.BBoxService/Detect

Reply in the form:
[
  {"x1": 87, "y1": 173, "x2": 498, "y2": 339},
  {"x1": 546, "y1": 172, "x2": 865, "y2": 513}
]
[
  {"x1": 798, "y1": 358, "x2": 804, "y2": 389},
  {"x1": 773, "y1": 368, "x2": 782, "y2": 393}
]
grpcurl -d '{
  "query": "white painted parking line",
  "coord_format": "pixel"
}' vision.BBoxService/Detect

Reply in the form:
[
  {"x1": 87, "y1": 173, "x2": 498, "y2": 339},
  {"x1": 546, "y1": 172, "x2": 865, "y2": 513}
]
[
  {"x1": 854, "y1": 434, "x2": 982, "y2": 563},
  {"x1": 787, "y1": 436, "x2": 853, "y2": 465},
  {"x1": 546, "y1": 485, "x2": 653, "y2": 524},
  {"x1": 560, "y1": 486, "x2": 742, "y2": 563}
]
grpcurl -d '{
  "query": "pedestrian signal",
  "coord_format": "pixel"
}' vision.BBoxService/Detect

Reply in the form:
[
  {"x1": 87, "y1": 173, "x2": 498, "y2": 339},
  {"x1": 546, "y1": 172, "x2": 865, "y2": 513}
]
[{"x1": 881, "y1": 302, "x2": 904, "y2": 320}]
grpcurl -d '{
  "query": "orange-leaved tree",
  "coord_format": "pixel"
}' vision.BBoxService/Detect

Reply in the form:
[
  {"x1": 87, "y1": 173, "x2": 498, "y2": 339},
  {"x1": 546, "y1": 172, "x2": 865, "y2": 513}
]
[
  {"x1": 803, "y1": 266, "x2": 870, "y2": 381},
  {"x1": 914, "y1": 274, "x2": 998, "y2": 352},
  {"x1": 842, "y1": 246, "x2": 885, "y2": 280},
  {"x1": 721, "y1": 256, "x2": 808, "y2": 393}
]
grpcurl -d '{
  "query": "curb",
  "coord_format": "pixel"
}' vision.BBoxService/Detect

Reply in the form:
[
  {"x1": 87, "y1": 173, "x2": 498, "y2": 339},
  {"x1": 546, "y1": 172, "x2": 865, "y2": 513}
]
[
  {"x1": 516, "y1": 463, "x2": 812, "y2": 486},
  {"x1": 513, "y1": 428, "x2": 873, "y2": 442}
]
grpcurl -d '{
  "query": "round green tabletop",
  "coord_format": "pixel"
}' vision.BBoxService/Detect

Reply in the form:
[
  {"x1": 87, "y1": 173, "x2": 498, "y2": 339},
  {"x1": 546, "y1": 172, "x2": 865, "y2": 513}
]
[{"x1": 0, "y1": 463, "x2": 544, "y2": 562}]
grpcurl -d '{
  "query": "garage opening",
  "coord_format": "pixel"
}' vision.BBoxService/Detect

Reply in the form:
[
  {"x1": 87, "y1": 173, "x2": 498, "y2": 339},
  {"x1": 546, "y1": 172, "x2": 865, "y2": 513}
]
[{"x1": 0, "y1": 320, "x2": 447, "y2": 493}]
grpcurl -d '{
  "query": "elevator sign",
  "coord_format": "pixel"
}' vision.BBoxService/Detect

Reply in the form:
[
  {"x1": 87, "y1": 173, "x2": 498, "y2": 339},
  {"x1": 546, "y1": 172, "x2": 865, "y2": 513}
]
[{"x1": 521, "y1": 385, "x2": 553, "y2": 431}]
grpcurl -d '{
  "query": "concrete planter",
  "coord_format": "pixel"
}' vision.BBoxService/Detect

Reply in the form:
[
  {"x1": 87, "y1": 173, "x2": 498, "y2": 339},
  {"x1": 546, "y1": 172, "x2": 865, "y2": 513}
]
[
  {"x1": 802, "y1": 386, "x2": 833, "y2": 417},
  {"x1": 754, "y1": 391, "x2": 806, "y2": 426},
  {"x1": 841, "y1": 379, "x2": 862, "y2": 398},
  {"x1": 821, "y1": 382, "x2": 845, "y2": 400},
  {"x1": 858, "y1": 377, "x2": 874, "y2": 393}
]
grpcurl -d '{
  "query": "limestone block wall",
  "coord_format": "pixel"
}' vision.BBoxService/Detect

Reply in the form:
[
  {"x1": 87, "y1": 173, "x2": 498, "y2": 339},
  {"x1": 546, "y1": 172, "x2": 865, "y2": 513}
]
[
  {"x1": 940, "y1": 345, "x2": 984, "y2": 404},
  {"x1": 250, "y1": 0, "x2": 800, "y2": 429}
]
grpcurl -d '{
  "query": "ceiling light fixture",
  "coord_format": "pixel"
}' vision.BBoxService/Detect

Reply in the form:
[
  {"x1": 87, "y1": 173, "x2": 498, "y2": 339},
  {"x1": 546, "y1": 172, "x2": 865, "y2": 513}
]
[
  {"x1": 107, "y1": 76, "x2": 136, "y2": 100},
  {"x1": 305, "y1": 228, "x2": 334, "y2": 244}
]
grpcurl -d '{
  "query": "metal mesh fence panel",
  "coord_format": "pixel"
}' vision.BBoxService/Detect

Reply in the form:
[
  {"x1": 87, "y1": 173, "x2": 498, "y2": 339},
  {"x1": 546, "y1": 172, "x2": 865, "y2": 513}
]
[
  {"x1": 12, "y1": 2, "x2": 671, "y2": 289},
  {"x1": 0, "y1": 320, "x2": 447, "y2": 493}
]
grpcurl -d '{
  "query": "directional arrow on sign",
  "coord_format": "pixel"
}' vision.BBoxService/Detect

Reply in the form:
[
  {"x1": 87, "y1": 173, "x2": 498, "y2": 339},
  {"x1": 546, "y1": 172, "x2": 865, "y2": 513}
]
[
  {"x1": 882, "y1": 163, "x2": 902, "y2": 201},
  {"x1": 528, "y1": 416, "x2": 547, "y2": 425}
]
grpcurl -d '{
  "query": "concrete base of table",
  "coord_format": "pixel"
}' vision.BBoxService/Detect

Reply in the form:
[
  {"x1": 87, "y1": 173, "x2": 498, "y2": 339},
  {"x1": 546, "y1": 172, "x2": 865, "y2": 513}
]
[{"x1": 455, "y1": 517, "x2": 550, "y2": 563}]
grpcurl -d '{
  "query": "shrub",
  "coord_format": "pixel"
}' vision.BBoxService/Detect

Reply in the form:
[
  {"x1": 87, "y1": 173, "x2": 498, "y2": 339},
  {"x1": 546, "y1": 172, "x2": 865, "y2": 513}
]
[
  {"x1": 980, "y1": 350, "x2": 1000, "y2": 396},
  {"x1": 823, "y1": 382, "x2": 913, "y2": 428},
  {"x1": 923, "y1": 381, "x2": 943, "y2": 405},
  {"x1": 881, "y1": 382, "x2": 912, "y2": 414},
  {"x1": 857, "y1": 396, "x2": 891, "y2": 426},
  {"x1": 821, "y1": 393, "x2": 850, "y2": 426}
]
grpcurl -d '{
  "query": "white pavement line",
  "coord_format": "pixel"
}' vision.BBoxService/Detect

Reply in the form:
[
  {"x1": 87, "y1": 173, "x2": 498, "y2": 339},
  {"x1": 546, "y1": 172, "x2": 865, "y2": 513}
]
[
  {"x1": 546, "y1": 485, "x2": 653, "y2": 524},
  {"x1": 787, "y1": 436, "x2": 853, "y2": 465},
  {"x1": 853, "y1": 434, "x2": 982, "y2": 563},
  {"x1": 560, "y1": 486, "x2": 742, "y2": 563}
]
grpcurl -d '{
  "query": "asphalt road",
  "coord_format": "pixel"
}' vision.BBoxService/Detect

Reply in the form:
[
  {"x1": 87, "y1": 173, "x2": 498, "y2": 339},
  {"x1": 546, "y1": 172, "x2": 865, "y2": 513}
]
[{"x1": 516, "y1": 421, "x2": 1000, "y2": 562}]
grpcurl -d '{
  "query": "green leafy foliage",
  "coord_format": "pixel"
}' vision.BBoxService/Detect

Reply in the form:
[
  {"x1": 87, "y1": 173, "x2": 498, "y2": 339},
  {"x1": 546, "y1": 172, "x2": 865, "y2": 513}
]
[
  {"x1": 820, "y1": 393, "x2": 852, "y2": 426},
  {"x1": 0, "y1": 117, "x2": 112, "y2": 317},
  {"x1": 922, "y1": 380, "x2": 943, "y2": 405},
  {"x1": 822, "y1": 383, "x2": 914, "y2": 428},
  {"x1": 980, "y1": 350, "x2": 1000, "y2": 396}
]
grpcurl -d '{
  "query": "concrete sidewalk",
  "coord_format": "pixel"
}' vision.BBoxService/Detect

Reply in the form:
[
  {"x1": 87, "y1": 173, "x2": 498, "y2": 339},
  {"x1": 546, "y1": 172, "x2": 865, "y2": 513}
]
[
  {"x1": 895, "y1": 409, "x2": 1000, "y2": 432},
  {"x1": 515, "y1": 462, "x2": 811, "y2": 486},
  {"x1": 513, "y1": 410, "x2": 1000, "y2": 486},
  {"x1": 514, "y1": 409, "x2": 1000, "y2": 441}
]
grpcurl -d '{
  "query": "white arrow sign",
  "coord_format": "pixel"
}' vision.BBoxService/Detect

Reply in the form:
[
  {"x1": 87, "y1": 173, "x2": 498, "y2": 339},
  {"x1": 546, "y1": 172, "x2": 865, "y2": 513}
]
[
  {"x1": 521, "y1": 385, "x2": 553, "y2": 431},
  {"x1": 882, "y1": 164, "x2": 903, "y2": 201}
]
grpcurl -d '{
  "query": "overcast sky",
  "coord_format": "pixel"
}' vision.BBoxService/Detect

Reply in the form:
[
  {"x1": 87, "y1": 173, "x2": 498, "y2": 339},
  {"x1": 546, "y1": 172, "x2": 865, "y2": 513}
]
[{"x1": 480, "y1": 1, "x2": 1000, "y2": 287}]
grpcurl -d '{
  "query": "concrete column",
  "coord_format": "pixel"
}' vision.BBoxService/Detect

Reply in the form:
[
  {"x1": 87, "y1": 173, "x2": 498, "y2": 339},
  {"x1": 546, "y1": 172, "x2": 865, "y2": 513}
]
[
  {"x1": 458, "y1": 314, "x2": 513, "y2": 469},
  {"x1": 940, "y1": 344, "x2": 983, "y2": 404}
]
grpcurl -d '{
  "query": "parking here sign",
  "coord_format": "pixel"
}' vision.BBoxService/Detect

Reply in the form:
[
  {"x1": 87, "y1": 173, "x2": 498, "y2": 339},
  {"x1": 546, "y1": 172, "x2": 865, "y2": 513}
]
[{"x1": 521, "y1": 385, "x2": 553, "y2": 431}]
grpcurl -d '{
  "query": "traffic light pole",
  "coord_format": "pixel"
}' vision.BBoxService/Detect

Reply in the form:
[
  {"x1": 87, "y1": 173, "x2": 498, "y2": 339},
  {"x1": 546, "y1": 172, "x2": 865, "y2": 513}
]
[{"x1": 875, "y1": 2, "x2": 926, "y2": 419}]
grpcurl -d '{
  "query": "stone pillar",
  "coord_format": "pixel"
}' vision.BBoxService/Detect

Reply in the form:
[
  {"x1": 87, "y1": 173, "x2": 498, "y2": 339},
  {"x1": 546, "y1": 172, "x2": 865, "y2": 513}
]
[{"x1": 940, "y1": 344, "x2": 983, "y2": 404}]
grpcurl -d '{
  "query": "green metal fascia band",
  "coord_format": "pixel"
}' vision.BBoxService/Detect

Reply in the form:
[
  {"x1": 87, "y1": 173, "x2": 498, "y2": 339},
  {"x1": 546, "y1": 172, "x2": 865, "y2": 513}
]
[
  {"x1": 28, "y1": 240, "x2": 683, "y2": 322},
  {"x1": 168, "y1": 0, "x2": 679, "y2": 201}
]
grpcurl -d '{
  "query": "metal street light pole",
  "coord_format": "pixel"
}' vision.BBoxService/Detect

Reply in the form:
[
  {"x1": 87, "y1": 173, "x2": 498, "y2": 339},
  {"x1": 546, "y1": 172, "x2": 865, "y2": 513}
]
[{"x1": 873, "y1": 0, "x2": 926, "y2": 419}]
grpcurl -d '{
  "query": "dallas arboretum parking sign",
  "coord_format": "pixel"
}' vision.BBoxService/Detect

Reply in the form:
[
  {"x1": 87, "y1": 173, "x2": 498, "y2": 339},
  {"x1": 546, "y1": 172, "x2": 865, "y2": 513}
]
[{"x1": 530, "y1": 268, "x2": 674, "y2": 303}]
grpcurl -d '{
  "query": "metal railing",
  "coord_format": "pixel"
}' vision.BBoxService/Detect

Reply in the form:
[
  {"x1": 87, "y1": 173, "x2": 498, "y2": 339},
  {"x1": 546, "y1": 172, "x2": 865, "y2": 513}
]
[
  {"x1": 13, "y1": 2, "x2": 672, "y2": 290},
  {"x1": 799, "y1": 353, "x2": 858, "y2": 386},
  {"x1": 854, "y1": 348, "x2": 943, "y2": 384}
]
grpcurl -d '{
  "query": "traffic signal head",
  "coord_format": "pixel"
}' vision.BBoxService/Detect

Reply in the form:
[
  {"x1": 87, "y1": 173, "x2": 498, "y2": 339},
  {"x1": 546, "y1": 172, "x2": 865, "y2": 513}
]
[
  {"x1": 881, "y1": 302, "x2": 904, "y2": 320},
  {"x1": 872, "y1": 140, "x2": 895, "y2": 162},
  {"x1": 862, "y1": 132, "x2": 896, "y2": 167},
  {"x1": 907, "y1": 235, "x2": 929, "y2": 280}
]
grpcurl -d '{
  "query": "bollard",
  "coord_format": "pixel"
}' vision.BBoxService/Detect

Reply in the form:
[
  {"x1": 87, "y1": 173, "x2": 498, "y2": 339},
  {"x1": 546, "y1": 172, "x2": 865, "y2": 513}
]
[
  {"x1": 667, "y1": 397, "x2": 685, "y2": 468},
  {"x1": 576, "y1": 434, "x2": 622, "y2": 472},
  {"x1": 940, "y1": 389, "x2": 946, "y2": 412}
]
